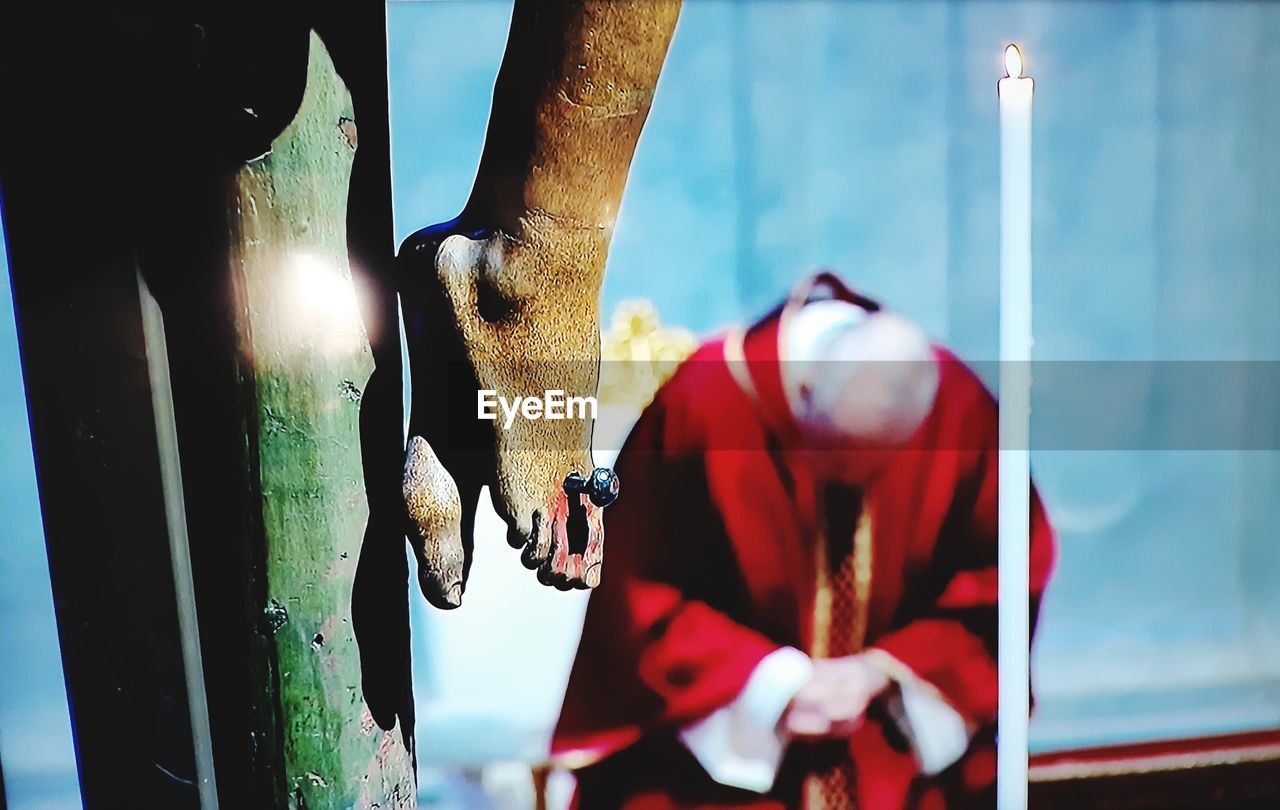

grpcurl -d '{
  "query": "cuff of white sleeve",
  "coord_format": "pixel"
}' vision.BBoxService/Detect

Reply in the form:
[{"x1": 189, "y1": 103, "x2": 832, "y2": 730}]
[
  {"x1": 678, "y1": 646, "x2": 812, "y2": 793},
  {"x1": 862, "y1": 648, "x2": 972, "y2": 776},
  {"x1": 738, "y1": 646, "x2": 814, "y2": 731}
]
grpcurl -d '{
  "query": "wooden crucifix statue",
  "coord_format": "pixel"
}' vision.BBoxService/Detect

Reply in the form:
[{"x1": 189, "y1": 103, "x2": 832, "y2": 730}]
[
  {"x1": 2, "y1": 0, "x2": 680, "y2": 805},
  {"x1": 345, "y1": 0, "x2": 683, "y2": 746}
]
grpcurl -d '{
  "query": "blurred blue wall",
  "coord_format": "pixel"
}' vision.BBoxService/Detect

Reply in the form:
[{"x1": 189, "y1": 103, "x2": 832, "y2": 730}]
[
  {"x1": 389, "y1": 0, "x2": 1280, "y2": 754},
  {"x1": 0, "y1": 220, "x2": 82, "y2": 806}
]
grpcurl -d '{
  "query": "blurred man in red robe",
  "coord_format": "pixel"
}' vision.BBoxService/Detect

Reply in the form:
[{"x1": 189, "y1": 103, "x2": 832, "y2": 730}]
[{"x1": 551, "y1": 273, "x2": 1056, "y2": 809}]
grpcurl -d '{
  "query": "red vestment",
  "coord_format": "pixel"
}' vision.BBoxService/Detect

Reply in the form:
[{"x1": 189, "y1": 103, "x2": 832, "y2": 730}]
[{"x1": 552, "y1": 289, "x2": 1056, "y2": 809}]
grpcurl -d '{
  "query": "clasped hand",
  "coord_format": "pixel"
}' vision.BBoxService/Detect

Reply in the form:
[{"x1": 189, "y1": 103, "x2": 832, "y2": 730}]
[{"x1": 782, "y1": 654, "x2": 892, "y2": 738}]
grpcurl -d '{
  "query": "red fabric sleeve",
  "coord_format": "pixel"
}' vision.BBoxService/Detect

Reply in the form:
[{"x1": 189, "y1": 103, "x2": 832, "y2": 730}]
[
  {"x1": 553, "y1": 396, "x2": 781, "y2": 759},
  {"x1": 870, "y1": 376, "x2": 1056, "y2": 727}
]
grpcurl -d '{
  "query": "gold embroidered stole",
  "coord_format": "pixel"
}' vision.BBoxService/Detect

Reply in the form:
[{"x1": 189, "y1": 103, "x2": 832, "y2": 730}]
[{"x1": 803, "y1": 485, "x2": 874, "y2": 810}]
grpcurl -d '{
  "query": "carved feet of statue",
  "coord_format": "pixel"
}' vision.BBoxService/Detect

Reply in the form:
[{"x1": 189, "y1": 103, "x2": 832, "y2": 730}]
[{"x1": 396, "y1": 216, "x2": 620, "y2": 607}]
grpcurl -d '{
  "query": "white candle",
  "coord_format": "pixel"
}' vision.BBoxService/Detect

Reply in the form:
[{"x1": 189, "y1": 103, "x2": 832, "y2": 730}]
[{"x1": 997, "y1": 42, "x2": 1033, "y2": 810}]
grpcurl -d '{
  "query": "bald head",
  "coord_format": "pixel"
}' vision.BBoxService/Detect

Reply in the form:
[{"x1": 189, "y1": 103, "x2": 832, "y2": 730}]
[{"x1": 783, "y1": 301, "x2": 939, "y2": 478}]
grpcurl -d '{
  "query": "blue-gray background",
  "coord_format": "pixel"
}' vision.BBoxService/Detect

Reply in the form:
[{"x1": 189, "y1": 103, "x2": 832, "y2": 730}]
[
  {"x1": 4, "y1": 1, "x2": 1280, "y2": 807},
  {"x1": 1, "y1": 229, "x2": 82, "y2": 808}
]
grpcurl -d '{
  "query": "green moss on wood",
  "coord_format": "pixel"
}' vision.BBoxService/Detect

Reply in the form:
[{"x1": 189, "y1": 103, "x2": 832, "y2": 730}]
[{"x1": 230, "y1": 32, "x2": 415, "y2": 810}]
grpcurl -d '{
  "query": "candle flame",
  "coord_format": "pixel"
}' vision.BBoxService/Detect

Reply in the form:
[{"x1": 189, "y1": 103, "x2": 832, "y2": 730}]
[{"x1": 1005, "y1": 44, "x2": 1024, "y2": 79}]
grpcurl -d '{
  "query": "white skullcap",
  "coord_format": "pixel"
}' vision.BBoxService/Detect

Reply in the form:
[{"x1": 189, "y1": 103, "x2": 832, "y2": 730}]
[
  {"x1": 782, "y1": 298, "x2": 938, "y2": 446},
  {"x1": 782, "y1": 299, "x2": 868, "y2": 416}
]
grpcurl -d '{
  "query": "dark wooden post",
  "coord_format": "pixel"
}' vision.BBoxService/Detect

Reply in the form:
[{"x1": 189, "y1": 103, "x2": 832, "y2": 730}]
[{"x1": 3, "y1": 9, "x2": 410, "y2": 808}]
